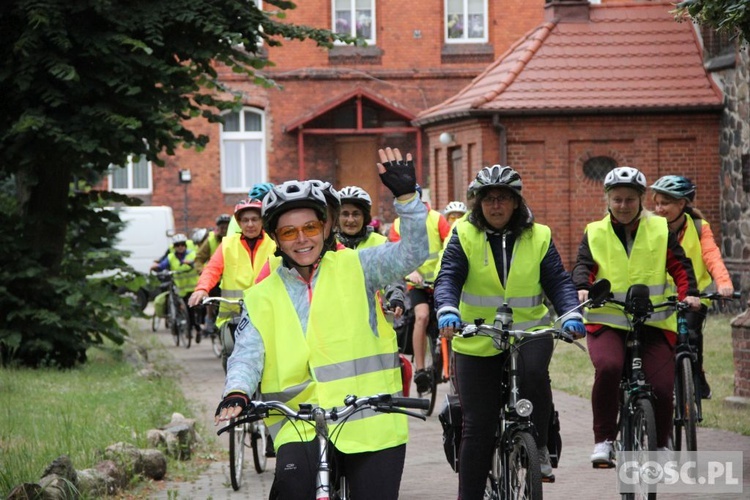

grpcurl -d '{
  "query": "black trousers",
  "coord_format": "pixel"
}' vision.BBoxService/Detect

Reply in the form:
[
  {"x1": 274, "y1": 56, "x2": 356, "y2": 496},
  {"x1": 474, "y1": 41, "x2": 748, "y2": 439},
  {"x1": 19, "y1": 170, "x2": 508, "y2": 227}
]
[{"x1": 270, "y1": 440, "x2": 406, "y2": 499}]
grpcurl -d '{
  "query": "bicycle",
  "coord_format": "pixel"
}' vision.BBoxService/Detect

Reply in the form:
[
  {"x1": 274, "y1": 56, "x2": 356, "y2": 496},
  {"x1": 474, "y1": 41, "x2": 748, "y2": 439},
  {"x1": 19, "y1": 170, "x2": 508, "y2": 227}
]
[
  {"x1": 671, "y1": 291, "x2": 741, "y2": 452},
  {"x1": 217, "y1": 393, "x2": 429, "y2": 499},
  {"x1": 199, "y1": 297, "x2": 270, "y2": 489},
  {"x1": 401, "y1": 279, "x2": 449, "y2": 416},
  {"x1": 453, "y1": 279, "x2": 604, "y2": 499},
  {"x1": 152, "y1": 270, "x2": 192, "y2": 348}
]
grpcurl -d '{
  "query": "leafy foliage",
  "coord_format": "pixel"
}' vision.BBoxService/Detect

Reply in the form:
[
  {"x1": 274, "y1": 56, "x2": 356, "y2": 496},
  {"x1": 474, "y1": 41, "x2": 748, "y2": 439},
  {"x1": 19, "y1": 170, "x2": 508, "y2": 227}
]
[
  {"x1": 675, "y1": 0, "x2": 750, "y2": 43},
  {"x1": 0, "y1": 0, "x2": 350, "y2": 367}
]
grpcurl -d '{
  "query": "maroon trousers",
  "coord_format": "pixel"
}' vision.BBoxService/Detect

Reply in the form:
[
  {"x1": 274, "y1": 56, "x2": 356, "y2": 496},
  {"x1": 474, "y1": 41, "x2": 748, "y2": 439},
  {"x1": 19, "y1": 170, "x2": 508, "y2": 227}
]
[{"x1": 587, "y1": 325, "x2": 675, "y2": 448}]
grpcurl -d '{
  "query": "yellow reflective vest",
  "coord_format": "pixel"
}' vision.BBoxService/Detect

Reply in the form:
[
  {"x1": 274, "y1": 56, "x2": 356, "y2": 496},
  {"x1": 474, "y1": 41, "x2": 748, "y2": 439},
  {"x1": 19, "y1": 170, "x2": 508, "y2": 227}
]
[
  {"x1": 452, "y1": 221, "x2": 552, "y2": 357},
  {"x1": 217, "y1": 233, "x2": 276, "y2": 326},
  {"x1": 245, "y1": 249, "x2": 407, "y2": 452},
  {"x1": 167, "y1": 251, "x2": 198, "y2": 296},
  {"x1": 585, "y1": 214, "x2": 675, "y2": 331},
  {"x1": 393, "y1": 209, "x2": 443, "y2": 281},
  {"x1": 670, "y1": 216, "x2": 713, "y2": 305}
]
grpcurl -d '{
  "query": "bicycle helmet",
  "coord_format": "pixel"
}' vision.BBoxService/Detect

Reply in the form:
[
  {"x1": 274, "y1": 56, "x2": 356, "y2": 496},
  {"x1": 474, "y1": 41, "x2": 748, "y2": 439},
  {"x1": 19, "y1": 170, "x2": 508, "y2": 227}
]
[
  {"x1": 310, "y1": 180, "x2": 341, "y2": 209},
  {"x1": 468, "y1": 165, "x2": 523, "y2": 198},
  {"x1": 215, "y1": 213, "x2": 232, "y2": 225},
  {"x1": 338, "y1": 186, "x2": 372, "y2": 209},
  {"x1": 444, "y1": 201, "x2": 467, "y2": 215},
  {"x1": 191, "y1": 227, "x2": 209, "y2": 244},
  {"x1": 650, "y1": 175, "x2": 696, "y2": 202},
  {"x1": 248, "y1": 182, "x2": 274, "y2": 201},
  {"x1": 262, "y1": 180, "x2": 328, "y2": 234},
  {"x1": 603, "y1": 167, "x2": 647, "y2": 193},
  {"x1": 171, "y1": 233, "x2": 189, "y2": 245},
  {"x1": 234, "y1": 198, "x2": 262, "y2": 217}
]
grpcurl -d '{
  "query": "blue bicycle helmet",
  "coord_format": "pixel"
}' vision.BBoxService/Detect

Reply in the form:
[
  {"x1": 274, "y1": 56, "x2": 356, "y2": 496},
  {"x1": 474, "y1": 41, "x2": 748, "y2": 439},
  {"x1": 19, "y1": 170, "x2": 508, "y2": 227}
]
[
  {"x1": 248, "y1": 182, "x2": 275, "y2": 201},
  {"x1": 650, "y1": 175, "x2": 696, "y2": 202}
]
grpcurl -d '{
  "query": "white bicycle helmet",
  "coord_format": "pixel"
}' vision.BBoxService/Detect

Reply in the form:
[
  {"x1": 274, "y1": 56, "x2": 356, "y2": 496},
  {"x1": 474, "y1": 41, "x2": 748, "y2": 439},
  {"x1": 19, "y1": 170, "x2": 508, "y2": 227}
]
[
  {"x1": 310, "y1": 179, "x2": 341, "y2": 209},
  {"x1": 604, "y1": 167, "x2": 647, "y2": 193},
  {"x1": 444, "y1": 201, "x2": 467, "y2": 215},
  {"x1": 262, "y1": 180, "x2": 328, "y2": 233},
  {"x1": 468, "y1": 165, "x2": 523, "y2": 198},
  {"x1": 338, "y1": 186, "x2": 373, "y2": 208},
  {"x1": 171, "y1": 233, "x2": 189, "y2": 245}
]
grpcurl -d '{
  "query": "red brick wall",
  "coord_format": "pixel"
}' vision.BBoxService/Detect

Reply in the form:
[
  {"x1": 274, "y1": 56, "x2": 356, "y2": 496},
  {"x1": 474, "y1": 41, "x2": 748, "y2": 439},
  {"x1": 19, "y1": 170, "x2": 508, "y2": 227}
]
[{"x1": 426, "y1": 112, "x2": 722, "y2": 269}]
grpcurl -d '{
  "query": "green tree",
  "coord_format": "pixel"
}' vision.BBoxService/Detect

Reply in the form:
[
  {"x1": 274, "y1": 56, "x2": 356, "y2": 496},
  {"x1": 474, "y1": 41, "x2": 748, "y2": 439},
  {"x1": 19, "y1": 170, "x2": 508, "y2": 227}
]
[
  {"x1": 676, "y1": 0, "x2": 750, "y2": 43},
  {"x1": 0, "y1": 0, "x2": 348, "y2": 367}
]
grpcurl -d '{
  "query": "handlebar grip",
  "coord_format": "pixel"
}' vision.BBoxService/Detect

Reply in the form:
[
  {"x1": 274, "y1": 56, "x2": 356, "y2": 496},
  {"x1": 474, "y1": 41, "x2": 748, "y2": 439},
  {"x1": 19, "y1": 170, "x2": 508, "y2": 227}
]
[
  {"x1": 732, "y1": 291, "x2": 743, "y2": 299},
  {"x1": 389, "y1": 396, "x2": 430, "y2": 410}
]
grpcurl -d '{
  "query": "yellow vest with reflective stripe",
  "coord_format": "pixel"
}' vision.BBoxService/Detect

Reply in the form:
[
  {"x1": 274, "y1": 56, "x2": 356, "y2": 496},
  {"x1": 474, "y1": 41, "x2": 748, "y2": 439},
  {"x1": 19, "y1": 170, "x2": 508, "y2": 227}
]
[
  {"x1": 394, "y1": 209, "x2": 443, "y2": 281},
  {"x1": 246, "y1": 249, "x2": 407, "y2": 452},
  {"x1": 208, "y1": 232, "x2": 221, "y2": 257},
  {"x1": 585, "y1": 214, "x2": 675, "y2": 331},
  {"x1": 167, "y1": 251, "x2": 198, "y2": 296},
  {"x1": 356, "y1": 231, "x2": 387, "y2": 249},
  {"x1": 217, "y1": 233, "x2": 276, "y2": 326},
  {"x1": 670, "y1": 217, "x2": 712, "y2": 304},
  {"x1": 453, "y1": 221, "x2": 552, "y2": 357}
]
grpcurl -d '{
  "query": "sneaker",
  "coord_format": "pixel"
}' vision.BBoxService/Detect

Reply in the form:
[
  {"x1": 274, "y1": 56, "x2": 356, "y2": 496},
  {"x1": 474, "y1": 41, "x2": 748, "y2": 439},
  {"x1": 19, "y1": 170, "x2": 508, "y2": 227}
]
[
  {"x1": 591, "y1": 440, "x2": 615, "y2": 468},
  {"x1": 699, "y1": 371, "x2": 712, "y2": 399},
  {"x1": 414, "y1": 369, "x2": 430, "y2": 394},
  {"x1": 538, "y1": 447, "x2": 555, "y2": 483},
  {"x1": 195, "y1": 330, "x2": 202, "y2": 344}
]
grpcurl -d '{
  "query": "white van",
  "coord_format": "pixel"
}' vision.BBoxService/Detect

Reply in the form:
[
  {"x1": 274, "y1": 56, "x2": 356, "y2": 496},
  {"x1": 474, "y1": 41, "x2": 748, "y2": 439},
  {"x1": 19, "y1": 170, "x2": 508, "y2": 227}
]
[{"x1": 113, "y1": 206, "x2": 175, "y2": 274}]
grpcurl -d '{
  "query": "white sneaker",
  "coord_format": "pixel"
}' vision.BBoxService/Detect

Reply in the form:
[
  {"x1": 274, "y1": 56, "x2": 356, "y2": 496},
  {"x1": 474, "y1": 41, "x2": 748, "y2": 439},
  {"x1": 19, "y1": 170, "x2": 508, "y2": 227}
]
[
  {"x1": 538, "y1": 447, "x2": 554, "y2": 481},
  {"x1": 591, "y1": 440, "x2": 615, "y2": 467}
]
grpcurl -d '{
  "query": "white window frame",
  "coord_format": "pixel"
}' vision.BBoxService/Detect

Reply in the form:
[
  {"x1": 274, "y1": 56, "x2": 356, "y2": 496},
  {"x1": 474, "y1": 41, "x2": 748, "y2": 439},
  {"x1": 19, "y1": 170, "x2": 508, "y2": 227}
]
[
  {"x1": 108, "y1": 154, "x2": 153, "y2": 195},
  {"x1": 445, "y1": 0, "x2": 488, "y2": 44},
  {"x1": 332, "y1": 0, "x2": 376, "y2": 45},
  {"x1": 220, "y1": 107, "x2": 267, "y2": 194}
]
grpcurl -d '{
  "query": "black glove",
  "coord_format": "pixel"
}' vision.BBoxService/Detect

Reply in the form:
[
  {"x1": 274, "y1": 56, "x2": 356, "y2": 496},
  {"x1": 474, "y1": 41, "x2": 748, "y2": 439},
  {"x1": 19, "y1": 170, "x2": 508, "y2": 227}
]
[
  {"x1": 379, "y1": 157, "x2": 417, "y2": 198},
  {"x1": 215, "y1": 391, "x2": 249, "y2": 417},
  {"x1": 389, "y1": 298, "x2": 405, "y2": 312}
]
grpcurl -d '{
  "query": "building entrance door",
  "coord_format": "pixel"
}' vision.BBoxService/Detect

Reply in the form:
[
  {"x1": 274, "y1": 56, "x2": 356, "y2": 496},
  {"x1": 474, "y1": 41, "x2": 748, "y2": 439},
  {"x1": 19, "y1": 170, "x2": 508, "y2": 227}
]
[{"x1": 335, "y1": 136, "x2": 380, "y2": 214}]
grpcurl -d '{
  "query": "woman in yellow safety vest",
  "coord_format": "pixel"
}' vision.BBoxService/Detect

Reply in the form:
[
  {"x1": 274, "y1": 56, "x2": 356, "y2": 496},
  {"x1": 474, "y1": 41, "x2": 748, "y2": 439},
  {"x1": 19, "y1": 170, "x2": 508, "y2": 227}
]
[
  {"x1": 215, "y1": 148, "x2": 428, "y2": 499},
  {"x1": 571, "y1": 166, "x2": 701, "y2": 467}
]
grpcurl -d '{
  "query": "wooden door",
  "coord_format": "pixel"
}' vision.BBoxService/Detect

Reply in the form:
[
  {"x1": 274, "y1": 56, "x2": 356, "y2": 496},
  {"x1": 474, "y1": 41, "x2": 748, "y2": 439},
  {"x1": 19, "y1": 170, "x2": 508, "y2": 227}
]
[{"x1": 335, "y1": 137, "x2": 380, "y2": 213}]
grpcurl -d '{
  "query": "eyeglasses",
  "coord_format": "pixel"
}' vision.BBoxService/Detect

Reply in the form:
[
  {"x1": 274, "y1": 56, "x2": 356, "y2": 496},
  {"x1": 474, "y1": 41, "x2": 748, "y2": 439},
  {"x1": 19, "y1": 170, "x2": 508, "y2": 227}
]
[
  {"x1": 481, "y1": 193, "x2": 515, "y2": 205},
  {"x1": 174, "y1": 243, "x2": 187, "y2": 248},
  {"x1": 340, "y1": 210, "x2": 363, "y2": 219},
  {"x1": 275, "y1": 220, "x2": 325, "y2": 242}
]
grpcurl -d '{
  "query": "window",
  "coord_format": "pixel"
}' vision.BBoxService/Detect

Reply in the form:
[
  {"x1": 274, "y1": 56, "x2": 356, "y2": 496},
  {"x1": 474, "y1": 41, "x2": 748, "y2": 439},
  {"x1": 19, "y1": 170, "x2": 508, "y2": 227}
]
[
  {"x1": 109, "y1": 154, "x2": 152, "y2": 194},
  {"x1": 333, "y1": 0, "x2": 375, "y2": 44},
  {"x1": 221, "y1": 108, "x2": 266, "y2": 193},
  {"x1": 446, "y1": 0, "x2": 487, "y2": 43}
]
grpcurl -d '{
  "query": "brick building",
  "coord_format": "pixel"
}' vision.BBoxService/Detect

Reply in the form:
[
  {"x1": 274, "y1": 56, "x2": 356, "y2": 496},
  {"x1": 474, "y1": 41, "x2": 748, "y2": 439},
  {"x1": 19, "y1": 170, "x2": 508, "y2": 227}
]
[{"x1": 414, "y1": 0, "x2": 723, "y2": 267}]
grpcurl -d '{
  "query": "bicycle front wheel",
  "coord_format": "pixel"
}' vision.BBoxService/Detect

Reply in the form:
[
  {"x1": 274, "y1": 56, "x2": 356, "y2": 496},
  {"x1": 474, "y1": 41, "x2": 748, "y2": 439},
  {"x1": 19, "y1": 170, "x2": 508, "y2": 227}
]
[
  {"x1": 674, "y1": 357, "x2": 698, "y2": 451},
  {"x1": 168, "y1": 297, "x2": 180, "y2": 346},
  {"x1": 502, "y1": 430, "x2": 542, "y2": 500},
  {"x1": 621, "y1": 398, "x2": 657, "y2": 500},
  {"x1": 211, "y1": 331, "x2": 223, "y2": 358},
  {"x1": 251, "y1": 420, "x2": 269, "y2": 473},
  {"x1": 175, "y1": 300, "x2": 191, "y2": 348},
  {"x1": 229, "y1": 420, "x2": 247, "y2": 490}
]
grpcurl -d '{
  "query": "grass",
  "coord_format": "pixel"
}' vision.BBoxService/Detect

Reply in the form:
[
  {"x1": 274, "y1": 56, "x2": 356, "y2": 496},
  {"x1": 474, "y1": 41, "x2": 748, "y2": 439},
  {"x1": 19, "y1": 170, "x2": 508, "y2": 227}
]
[
  {"x1": 549, "y1": 313, "x2": 750, "y2": 436},
  {"x1": 0, "y1": 321, "x2": 218, "y2": 499}
]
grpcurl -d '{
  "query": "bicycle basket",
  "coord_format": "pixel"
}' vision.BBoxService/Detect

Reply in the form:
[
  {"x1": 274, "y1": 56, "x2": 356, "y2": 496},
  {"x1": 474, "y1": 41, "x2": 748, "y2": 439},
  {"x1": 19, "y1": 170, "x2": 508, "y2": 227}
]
[
  {"x1": 153, "y1": 291, "x2": 169, "y2": 318},
  {"x1": 438, "y1": 394, "x2": 462, "y2": 472}
]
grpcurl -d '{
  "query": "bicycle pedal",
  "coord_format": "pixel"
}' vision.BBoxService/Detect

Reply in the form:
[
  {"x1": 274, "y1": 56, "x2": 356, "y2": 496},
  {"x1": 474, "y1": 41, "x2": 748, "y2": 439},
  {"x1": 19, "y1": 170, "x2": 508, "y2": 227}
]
[{"x1": 592, "y1": 461, "x2": 615, "y2": 469}]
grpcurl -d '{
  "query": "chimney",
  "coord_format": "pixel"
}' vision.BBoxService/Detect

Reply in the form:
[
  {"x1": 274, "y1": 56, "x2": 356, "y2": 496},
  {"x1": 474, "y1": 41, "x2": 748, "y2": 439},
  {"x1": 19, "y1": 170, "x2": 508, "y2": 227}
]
[{"x1": 544, "y1": 0, "x2": 590, "y2": 23}]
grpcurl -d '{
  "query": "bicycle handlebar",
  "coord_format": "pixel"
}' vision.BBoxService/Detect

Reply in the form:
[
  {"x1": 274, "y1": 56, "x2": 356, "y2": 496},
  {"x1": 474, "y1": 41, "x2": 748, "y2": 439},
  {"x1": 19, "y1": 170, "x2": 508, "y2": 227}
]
[
  {"x1": 201, "y1": 297, "x2": 243, "y2": 307},
  {"x1": 217, "y1": 393, "x2": 429, "y2": 436},
  {"x1": 455, "y1": 323, "x2": 586, "y2": 351}
]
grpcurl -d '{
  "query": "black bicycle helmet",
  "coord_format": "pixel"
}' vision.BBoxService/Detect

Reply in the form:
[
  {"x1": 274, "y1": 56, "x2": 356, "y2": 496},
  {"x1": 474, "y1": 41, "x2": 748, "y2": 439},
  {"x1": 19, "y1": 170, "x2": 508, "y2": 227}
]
[
  {"x1": 603, "y1": 167, "x2": 647, "y2": 193},
  {"x1": 262, "y1": 180, "x2": 328, "y2": 234},
  {"x1": 215, "y1": 214, "x2": 232, "y2": 225},
  {"x1": 650, "y1": 175, "x2": 696, "y2": 202},
  {"x1": 468, "y1": 165, "x2": 523, "y2": 198}
]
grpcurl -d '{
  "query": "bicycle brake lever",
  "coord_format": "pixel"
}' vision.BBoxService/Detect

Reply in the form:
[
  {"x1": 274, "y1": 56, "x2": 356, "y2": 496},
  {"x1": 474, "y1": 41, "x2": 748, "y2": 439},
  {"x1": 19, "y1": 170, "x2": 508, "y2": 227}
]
[{"x1": 560, "y1": 331, "x2": 587, "y2": 352}]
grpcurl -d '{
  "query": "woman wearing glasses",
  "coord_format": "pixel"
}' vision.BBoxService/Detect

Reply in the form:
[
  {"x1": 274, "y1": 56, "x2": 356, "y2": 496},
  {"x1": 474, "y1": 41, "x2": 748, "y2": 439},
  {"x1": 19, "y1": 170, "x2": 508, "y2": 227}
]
[
  {"x1": 434, "y1": 165, "x2": 584, "y2": 495},
  {"x1": 215, "y1": 148, "x2": 428, "y2": 500}
]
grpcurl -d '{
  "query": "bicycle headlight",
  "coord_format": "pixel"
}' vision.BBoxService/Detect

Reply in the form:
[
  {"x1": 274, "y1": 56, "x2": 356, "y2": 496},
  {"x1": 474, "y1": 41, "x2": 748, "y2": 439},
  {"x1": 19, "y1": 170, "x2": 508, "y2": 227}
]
[{"x1": 516, "y1": 398, "x2": 533, "y2": 417}]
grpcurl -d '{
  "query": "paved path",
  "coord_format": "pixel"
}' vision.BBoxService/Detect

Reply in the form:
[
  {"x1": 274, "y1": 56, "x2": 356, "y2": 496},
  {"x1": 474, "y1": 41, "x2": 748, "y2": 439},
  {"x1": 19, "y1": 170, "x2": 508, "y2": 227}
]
[{"x1": 141, "y1": 318, "x2": 750, "y2": 499}]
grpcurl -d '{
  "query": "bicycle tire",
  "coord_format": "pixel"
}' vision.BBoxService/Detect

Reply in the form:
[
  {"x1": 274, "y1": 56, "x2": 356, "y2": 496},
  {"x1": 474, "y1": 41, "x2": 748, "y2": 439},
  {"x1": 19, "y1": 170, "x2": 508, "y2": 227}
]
[
  {"x1": 211, "y1": 332, "x2": 222, "y2": 358},
  {"x1": 251, "y1": 420, "x2": 269, "y2": 473},
  {"x1": 229, "y1": 420, "x2": 247, "y2": 490},
  {"x1": 151, "y1": 313, "x2": 158, "y2": 332},
  {"x1": 502, "y1": 430, "x2": 542, "y2": 500},
  {"x1": 621, "y1": 398, "x2": 657, "y2": 500},
  {"x1": 674, "y1": 357, "x2": 698, "y2": 451},
  {"x1": 168, "y1": 296, "x2": 180, "y2": 346},
  {"x1": 419, "y1": 333, "x2": 440, "y2": 416},
  {"x1": 175, "y1": 300, "x2": 191, "y2": 348}
]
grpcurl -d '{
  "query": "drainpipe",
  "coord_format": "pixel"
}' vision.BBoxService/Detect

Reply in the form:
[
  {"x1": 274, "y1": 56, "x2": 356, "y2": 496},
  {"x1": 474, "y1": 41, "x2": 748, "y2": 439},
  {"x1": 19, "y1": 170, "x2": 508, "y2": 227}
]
[{"x1": 493, "y1": 115, "x2": 507, "y2": 165}]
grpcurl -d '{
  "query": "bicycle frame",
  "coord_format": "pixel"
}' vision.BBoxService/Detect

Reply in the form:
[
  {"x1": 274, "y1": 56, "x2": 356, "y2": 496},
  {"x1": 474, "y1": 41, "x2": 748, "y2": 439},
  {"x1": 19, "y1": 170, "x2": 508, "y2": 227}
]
[{"x1": 218, "y1": 394, "x2": 428, "y2": 500}]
